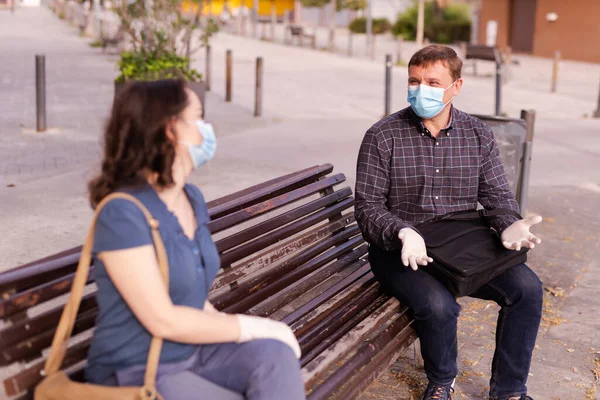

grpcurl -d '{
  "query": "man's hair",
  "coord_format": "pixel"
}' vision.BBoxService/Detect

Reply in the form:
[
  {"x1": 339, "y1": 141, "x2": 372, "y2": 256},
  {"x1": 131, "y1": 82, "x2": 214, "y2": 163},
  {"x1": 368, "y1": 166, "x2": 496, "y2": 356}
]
[{"x1": 408, "y1": 44, "x2": 463, "y2": 81}]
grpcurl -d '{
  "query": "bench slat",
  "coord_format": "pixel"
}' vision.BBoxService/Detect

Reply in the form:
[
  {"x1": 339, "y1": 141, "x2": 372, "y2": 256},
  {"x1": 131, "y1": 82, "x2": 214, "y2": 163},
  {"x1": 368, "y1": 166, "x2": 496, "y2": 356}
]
[
  {"x1": 212, "y1": 213, "x2": 354, "y2": 292},
  {"x1": 285, "y1": 262, "x2": 372, "y2": 329},
  {"x1": 300, "y1": 292, "x2": 389, "y2": 367},
  {"x1": 208, "y1": 164, "x2": 334, "y2": 219},
  {"x1": 291, "y1": 274, "x2": 376, "y2": 338},
  {"x1": 0, "y1": 294, "x2": 96, "y2": 350},
  {"x1": 216, "y1": 187, "x2": 352, "y2": 255},
  {"x1": 321, "y1": 315, "x2": 417, "y2": 400},
  {"x1": 208, "y1": 174, "x2": 345, "y2": 234},
  {"x1": 221, "y1": 233, "x2": 364, "y2": 314},
  {"x1": 213, "y1": 225, "x2": 359, "y2": 309},
  {"x1": 248, "y1": 243, "x2": 365, "y2": 318},
  {"x1": 4, "y1": 338, "x2": 91, "y2": 396},
  {"x1": 206, "y1": 164, "x2": 326, "y2": 209},
  {"x1": 1, "y1": 309, "x2": 96, "y2": 366},
  {"x1": 0, "y1": 269, "x2": 95, "y2": 320},
  {"x1": 302, "y1": 298, "x2": 401, "y2": 388},
  {"x1": 219, "y1": 196, "x2": 354, "y2": 269},
  {"x1": 0, "y1": 247, "x2": 81, "y2": 298}
]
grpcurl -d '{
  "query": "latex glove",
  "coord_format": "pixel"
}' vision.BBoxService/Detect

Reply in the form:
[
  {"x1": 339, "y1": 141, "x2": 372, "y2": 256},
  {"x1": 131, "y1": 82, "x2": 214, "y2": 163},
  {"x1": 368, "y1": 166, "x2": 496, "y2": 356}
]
[
  {"x1": 398, "y1": 228, "x2": 433, "y2": 271},
  {"x1": 501, "y1": 215, "x2": 543, "y2": 251},
  {"x1": 236, "y1": 314, "x2": 301, "y2": 359},
  {"x1": 203, "y1": 300, "x2": 218, "y2": 314}
]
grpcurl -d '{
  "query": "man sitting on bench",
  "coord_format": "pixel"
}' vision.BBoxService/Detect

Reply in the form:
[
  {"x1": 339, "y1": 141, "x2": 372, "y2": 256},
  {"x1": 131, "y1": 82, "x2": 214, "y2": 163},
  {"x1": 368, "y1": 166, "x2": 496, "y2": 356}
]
[{"x1": 354, "y1": 45, "x2": 543, "y2": 400}]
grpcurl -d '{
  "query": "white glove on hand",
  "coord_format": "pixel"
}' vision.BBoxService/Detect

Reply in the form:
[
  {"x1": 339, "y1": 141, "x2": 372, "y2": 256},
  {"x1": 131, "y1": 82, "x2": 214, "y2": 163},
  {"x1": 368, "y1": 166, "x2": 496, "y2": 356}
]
[
  {"x1": 501, "y1": 215, "x2": 543, "y2": 251},
  {"x1": 398, "y1": 228, "x2": 433, "y2": 271},
  {"x1": 236, "y1": 314, "x2": 301, "y2": 359}
]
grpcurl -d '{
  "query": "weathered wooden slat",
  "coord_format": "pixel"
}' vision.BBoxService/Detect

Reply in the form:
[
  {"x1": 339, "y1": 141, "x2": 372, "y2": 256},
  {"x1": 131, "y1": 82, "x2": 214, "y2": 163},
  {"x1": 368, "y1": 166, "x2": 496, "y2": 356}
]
[
  {"x1": 296, "y1": 281, "x2": 380, "y2": 350},
  {"x1": 3, "y1": 338, "x2": 91, "y2": 396},
  {"x1": 211, "y1": 214, "x2": 355, "y2": 292},
  {"x1": 0, "y1": 246, "x2": 82, "y2": 297},
  {"x1": 0, "y1": 268, "x2": 95, "y2": 320},
  {"x1": 205, "y1": 164, "x2": 328, "y2": 210},
  {"x1": 221, "y1": 234, "x2": 364, "y2": 314},
  {"x1": 216, "y1": 188, "x2": 352, "y2": 255},
  {"x1": 248, "y1": 245, "x2": 367, "y2": 318},
  {"x1": 285, "y1": 263, "x2": 372, "y2": 329},
  {"x1": 302, "y1": 298, "x2": 402, "y2": 389},
  {"x1": 218, "y1": 197, "x2": 354, "y2": 269},
  {"x1": 213, "y1": 226, "x2": 361, "y2": 310},
  {"x1": 208, "y1": 164, "x2": 334, "y2": 219},
  {"x1": 0, "y1": 294, "x2": 96, "y2": 350},
  {"x1": 208, "y1": 174, "x2": 346, "y2": 234},
  {"x1": 330, "y1": 325, "x2": 417, "y2": 400},
  {"x1": 300, "y1": 293, "x2": 390, "y2": 367},
  {"x1": 0, "y1": 309, "x2": 97, "y2": 366},
  {"x1": 307, "y1": 312, "x2": 416, "y2": 400}
]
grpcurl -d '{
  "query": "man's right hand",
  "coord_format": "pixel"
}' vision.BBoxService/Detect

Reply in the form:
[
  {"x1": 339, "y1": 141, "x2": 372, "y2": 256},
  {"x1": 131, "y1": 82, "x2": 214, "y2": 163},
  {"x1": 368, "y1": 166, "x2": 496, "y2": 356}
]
[{"x1": 398, "y1": 228, "x2": 433, "y2": 271}]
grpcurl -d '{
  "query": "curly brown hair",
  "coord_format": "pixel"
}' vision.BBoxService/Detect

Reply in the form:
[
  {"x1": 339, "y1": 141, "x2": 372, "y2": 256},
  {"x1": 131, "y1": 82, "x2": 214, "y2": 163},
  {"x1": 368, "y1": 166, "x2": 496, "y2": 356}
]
[{"x1": 88, "y1": 79, "x2": 189, "y2": 208}]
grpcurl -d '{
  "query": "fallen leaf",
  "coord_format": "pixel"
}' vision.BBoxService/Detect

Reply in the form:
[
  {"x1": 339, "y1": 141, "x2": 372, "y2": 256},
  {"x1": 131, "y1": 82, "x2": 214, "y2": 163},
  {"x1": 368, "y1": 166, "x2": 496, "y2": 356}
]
[
  {"x1": 573, "y1": 367, "x2": 578, "y2": 373},
  {"x1": 567, "y1": 349, "x2": 575, "y2": 353}
]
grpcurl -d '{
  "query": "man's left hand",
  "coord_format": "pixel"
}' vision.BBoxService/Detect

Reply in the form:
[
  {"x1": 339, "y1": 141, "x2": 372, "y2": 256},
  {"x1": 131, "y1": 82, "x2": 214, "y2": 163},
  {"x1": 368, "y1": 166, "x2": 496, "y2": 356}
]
[{"x1": 501, "y1": 215, "x2": 543, "y2": 251}]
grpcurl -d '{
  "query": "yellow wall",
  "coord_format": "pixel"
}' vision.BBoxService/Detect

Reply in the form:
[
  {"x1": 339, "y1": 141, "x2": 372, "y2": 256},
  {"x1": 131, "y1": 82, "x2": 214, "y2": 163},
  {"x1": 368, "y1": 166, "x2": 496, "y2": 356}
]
[{"x1": 183, "y1": 0, "x2": 295, "y2": 17}]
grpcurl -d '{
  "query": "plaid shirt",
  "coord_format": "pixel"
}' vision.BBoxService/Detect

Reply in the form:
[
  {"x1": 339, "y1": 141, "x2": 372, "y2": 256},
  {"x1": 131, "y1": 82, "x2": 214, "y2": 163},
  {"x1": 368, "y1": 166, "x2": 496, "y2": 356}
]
[{"x1": 355, "y1": 106, "x2": 520, "y2": 251}]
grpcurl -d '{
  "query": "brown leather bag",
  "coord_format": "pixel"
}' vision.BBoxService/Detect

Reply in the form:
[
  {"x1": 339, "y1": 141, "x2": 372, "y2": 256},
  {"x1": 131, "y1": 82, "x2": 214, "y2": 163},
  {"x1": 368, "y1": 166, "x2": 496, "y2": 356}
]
[{"x1": 35, "y1": 193, "x2": 169, "y2": 400}]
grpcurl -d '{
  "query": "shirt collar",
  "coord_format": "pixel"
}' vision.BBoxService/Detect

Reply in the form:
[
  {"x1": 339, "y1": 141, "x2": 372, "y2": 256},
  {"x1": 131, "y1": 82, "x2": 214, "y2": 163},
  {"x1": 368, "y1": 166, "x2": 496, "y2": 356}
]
[{"x1": 409, "y1": 105, "x2": 456, "y2": 135}]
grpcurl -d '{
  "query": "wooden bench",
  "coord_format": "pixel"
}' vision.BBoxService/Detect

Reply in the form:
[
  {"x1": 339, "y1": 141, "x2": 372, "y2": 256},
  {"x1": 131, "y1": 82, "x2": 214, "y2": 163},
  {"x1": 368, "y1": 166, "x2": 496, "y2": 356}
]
[
  {"x1": 459, "y1": 43, "x2": 503, "y2": 76},
  {"x1": 0, "y1": 164, "x2": 417, "y2": 400},
  {"x1": 287, "y1": 25, "x2": 316, "y2": 49}
]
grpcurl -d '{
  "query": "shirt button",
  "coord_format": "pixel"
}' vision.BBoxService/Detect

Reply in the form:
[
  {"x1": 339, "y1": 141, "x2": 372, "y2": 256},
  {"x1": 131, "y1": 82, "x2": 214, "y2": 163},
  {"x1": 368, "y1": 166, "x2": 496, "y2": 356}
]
[
  {"x1": 436, "y1": 142, "x2": 440, "y2": 146},
  {"x1": 446, "y1": 132, "x2": 450, "y2": 136},
  {"x1": 436, "y1": 169, "x2": 440, "y2": 173},
  {"x1": 193, "y1": 247, "x2": 200, "y2": 255},
  {"x1": 435, "y1": 196, "x2": 439, "y2": 200}
]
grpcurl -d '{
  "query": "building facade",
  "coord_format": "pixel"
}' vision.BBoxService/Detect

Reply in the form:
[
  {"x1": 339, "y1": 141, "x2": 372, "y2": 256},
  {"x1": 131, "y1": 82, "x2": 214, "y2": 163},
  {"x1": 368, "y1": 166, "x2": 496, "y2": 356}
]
[{"x1": 477, "y1": 0, "x2": 600, "y2": 63}]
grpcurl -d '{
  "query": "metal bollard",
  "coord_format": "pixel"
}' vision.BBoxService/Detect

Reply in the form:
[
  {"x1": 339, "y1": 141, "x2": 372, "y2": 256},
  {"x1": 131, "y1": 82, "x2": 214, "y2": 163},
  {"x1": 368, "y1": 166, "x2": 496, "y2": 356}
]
[
  {"x1": 347, "y1": 32, "x2": 353, "y2": 57},
  {"x1": 594, "y1": 72, "x2": 600, "y2": 118},
  {"x1": 225, "y1": 50, "x2": 232, "y2": 102},
  {"x1": 384, "y1": 54, "x2": 392, "y2": 116},
  {"x1": 254, "y1": 57, "x2": 263, "y2": 117},
  {"x1": 551, "y1": 50, "x2": 560, "y2": 93},
  {"x1": 205, "y1": 45, "x2": 211, "y2": 92},
  {"x1": 35, "y1": 55, "x2": 47, "y2": 132},
  {"x1": 494, "y1": 49, "x2": 502, "y2": 116}
]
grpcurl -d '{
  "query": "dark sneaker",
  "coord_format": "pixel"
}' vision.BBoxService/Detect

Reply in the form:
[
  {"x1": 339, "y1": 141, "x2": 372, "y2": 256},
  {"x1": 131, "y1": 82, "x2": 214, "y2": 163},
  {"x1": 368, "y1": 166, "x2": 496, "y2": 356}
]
[{"x1": 421, "y1": 382, "x2": 454, "y2": 400}]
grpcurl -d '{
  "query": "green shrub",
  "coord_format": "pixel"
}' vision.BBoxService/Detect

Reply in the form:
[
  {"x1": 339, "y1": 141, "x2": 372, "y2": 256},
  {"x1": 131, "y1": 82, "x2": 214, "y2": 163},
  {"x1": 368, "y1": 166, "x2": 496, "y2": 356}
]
[
  {"x1": 116, "y1": 51, "x2": 202, "y2": 83},
  {"x1": 392, "y1": 1, "x2": 471, "y2": 44},
  {"x1": 348, "y1": 17, "x2": 392, "y2": 35}
]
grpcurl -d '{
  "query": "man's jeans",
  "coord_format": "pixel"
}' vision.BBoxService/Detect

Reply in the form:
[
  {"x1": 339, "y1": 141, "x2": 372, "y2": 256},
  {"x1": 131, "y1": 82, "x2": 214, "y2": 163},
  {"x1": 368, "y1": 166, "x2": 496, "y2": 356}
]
[{"x1": 369, "y1": 245, "x2": 543, "y2": 400}]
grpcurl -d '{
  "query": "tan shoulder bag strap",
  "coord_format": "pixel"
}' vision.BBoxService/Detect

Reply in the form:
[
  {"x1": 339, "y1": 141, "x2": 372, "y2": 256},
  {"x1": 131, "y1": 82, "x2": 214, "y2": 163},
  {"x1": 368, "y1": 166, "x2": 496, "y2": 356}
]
[{"x1": 43, "y1": 192, "x2": 169, "y2": 396}]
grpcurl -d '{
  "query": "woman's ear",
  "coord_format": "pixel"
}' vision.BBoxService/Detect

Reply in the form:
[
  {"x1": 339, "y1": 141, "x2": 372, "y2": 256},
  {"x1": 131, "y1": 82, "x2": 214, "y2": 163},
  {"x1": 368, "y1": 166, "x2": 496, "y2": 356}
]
[{"x1": 165, "y1": 118, "x2": 178, "y2": 143}]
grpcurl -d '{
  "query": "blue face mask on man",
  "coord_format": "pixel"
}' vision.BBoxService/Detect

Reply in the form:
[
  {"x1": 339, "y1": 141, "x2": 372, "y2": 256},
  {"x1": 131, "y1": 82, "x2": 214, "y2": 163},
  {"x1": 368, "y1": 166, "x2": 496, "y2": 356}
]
[
  {"x1": 407, "y1": 81, "x2": 457, "y2": 119},
  {"x1": 180, "y1": 120, "x2": 217, "y2": 169}
]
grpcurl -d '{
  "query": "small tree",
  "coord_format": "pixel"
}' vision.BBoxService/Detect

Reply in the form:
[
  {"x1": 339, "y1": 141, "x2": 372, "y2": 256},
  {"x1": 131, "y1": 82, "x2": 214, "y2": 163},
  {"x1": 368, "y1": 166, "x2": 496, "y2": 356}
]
[
  {"x1": 392, "y1": 0, "x2": 470, "y2": 44},
  {"x1": 113, "y1": 0, "x2": 218, "y2": 82}
]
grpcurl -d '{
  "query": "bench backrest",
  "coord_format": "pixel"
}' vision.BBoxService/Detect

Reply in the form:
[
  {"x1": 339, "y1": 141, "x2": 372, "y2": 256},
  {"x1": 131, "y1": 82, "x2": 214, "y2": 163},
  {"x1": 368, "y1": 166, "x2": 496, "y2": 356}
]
[
  {"x1": 289, "y1": 25, "x2": 304, "y2": 35},
  {"x1": 0, "y1": 164, "x2": 362, "y2": 399},
  {"x1": 474, "y1": 109, "x2": 535, "y2": 211},
  {"x1": 466, "y1": 44, "x2": 502, "y2": 63}
]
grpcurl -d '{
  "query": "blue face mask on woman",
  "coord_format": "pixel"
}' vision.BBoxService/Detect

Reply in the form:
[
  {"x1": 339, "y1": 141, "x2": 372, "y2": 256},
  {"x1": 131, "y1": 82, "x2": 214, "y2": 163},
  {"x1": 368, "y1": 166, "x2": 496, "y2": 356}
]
[
  {"x1": 180, "y1": 120, "x2": 217, "y2": 169},
  {"x1": 407, "y1": 81, "x2": 456, "y2": 119}
]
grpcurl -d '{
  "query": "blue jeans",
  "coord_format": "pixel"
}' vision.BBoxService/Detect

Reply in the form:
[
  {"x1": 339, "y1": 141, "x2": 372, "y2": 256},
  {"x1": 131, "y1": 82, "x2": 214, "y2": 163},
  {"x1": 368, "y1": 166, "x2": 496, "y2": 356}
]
[
  {"x1": 105, "y1": 339, "x2": 306, "y2": 400},
  {"x1": 369, "y1": 245, "x2": 543, "y2": 400}
]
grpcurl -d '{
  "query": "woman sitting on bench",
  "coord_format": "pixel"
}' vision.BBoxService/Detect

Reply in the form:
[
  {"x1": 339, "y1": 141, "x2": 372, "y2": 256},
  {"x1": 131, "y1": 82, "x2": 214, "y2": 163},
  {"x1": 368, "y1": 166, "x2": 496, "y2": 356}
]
[{"x1": 85, "y1": 79, "x2": 305, "y2": 400}]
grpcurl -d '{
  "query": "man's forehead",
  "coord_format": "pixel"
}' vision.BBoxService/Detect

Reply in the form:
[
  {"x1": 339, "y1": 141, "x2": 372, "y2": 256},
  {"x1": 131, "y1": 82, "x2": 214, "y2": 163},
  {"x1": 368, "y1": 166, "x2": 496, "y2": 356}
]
[{"x1": 409, "y1": 61, "x2": 452, "y2": 78}]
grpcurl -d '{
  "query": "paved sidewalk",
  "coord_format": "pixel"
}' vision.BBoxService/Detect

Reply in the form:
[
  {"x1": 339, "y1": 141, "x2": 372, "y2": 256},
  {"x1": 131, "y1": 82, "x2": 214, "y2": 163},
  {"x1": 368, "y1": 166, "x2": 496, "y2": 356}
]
[{"x1": 1, "y1": 6, "x2": 599, "y2": 400}]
